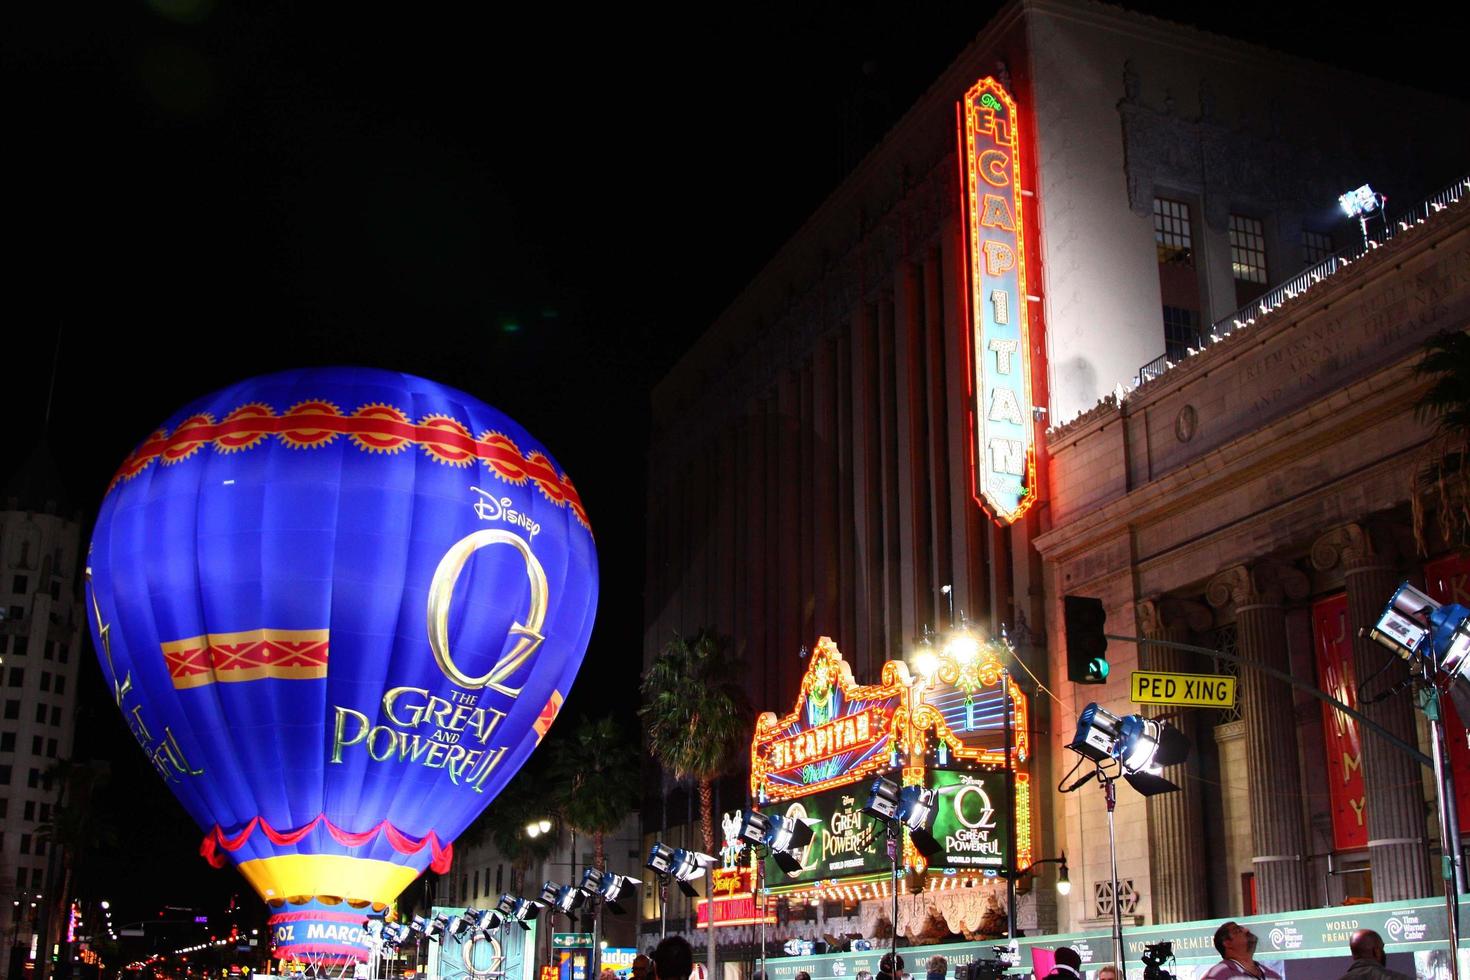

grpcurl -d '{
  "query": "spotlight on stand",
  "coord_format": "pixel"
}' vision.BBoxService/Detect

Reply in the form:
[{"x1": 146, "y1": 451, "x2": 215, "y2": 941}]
[
  {"x1": 1367, "y1": 582, "x2": 1470, "y2": 688},
  {"x1": 1066, "y1": 703, "x2": 1189, "y2": 796},
  {"x1": 504, "y1": 895, "x2": 543, "y2": 930},
  {"x1": 739, "y1": 810, "x2": 815, "y2": 874},
  {"x1": 862, "y1": 777, "x2": 941, "y2": 857},
  {"x1": 645, "y1": 842, "x2": 715, "y2": 897},
  {"x1": 579, "y1": 868, "x2": 641, "y2": 914},
  {"x1": 1338, "y1": 183, "x2": 1382, "y2": 219}
]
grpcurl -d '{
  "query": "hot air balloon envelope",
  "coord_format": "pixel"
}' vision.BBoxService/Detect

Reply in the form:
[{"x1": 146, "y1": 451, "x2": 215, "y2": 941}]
[{"x1": 87, "y1": 367, "x2": 598, "y2": 962}]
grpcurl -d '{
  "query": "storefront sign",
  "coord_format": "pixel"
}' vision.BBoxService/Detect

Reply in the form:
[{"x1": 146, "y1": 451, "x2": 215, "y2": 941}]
[
  {"x1": 925, "y1": 769, "x2": 1010, "y2": 871},
  {"x1": 961, "y1": 76, "x2": 1037, "y2": 525},
  {"x1": 1312, "y1": 593, "x2": 1367, "y2": 850},
  {"x1": 761, "y1": 784, "x2": 886, "y2": 887},
  {"x1": 751, "y1": 638, "x2": 907, "y2": 802}
]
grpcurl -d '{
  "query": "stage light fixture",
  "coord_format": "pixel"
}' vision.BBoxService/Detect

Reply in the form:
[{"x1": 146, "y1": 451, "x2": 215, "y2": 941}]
[
  {"x1": 1368, "y1": 582, "x2": 1470, "y2": 686},
  {"x1": 581, "y1": 868, "x2": 640, "y2": 913},
  {"x1": 1067, "y1": 702, "x2": 1188, "y2": 796},
  {"x1": 1338, "y1": 183, "x2": 1381, "y2": 218},
  {"x1": 552, "y1": 883, "x2": 586, "y2": 915},
  {"x1": 739, "y1": 810, "x2": 814, "y2": 874},
  {"x1": 646, "y1": 842, "x2": 715, "y2": 897},
  {"x1": 1067, "y1": 702, "x2": 1123, "y2": 763},
  {"x1": 898, "y1": 785, "x2": 942, "y2": 858},
  {"x1": 863, "y1": 776, "x2": 902, "y2": 821}
]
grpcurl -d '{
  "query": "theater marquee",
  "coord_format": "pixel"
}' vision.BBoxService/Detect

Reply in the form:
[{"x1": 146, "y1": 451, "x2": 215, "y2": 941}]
[{"x1": 961, "y1": 77, "x2": 1036, "y2": 524}]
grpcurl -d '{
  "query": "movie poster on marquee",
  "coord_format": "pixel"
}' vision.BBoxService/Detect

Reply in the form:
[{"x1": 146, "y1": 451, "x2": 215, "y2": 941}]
[
  {"x1": 761, "y1": 785, "x2": 887, "y2": 886},
  {"x1": 924, "y1": 770, "x2": 1011, "y2": 871},
  {"x1": 1421, "y1": 554, "x2": 1470, "y2": 827},
  {"x1": 1312, "y1": 593, "x2": 1367, "y2": 851}
]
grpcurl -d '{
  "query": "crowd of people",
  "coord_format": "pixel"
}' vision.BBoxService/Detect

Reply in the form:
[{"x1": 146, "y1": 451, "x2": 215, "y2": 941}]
[{"x1": 603, "y1": 921, "x2": 1411, "y2": 980}]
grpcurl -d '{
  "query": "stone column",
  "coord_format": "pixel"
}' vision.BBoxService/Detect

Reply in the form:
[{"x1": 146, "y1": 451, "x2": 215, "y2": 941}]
[
  {"x1": 1137, "y1": 597, "x2": 1213, "y2": 923},
  {"x1": 1207, "y1": 563, "x2": 1311, "y2": 913},
  {"x1": 1311, "y1": 523, "x2": 1431, "y2": 900}
]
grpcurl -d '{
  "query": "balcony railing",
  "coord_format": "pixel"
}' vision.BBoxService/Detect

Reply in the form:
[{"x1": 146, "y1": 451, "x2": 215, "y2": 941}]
[{"x1": 1134, "y1": 175, "x2": 1470, "y2": 388}]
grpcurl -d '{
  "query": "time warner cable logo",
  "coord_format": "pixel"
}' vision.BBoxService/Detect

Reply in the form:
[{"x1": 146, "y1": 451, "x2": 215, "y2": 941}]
[
  {"x1": 1385, "y1": 917, "x2": 1405, "y2": 941},
  {"x1": 1269, "y1": 929, "x2": 1286, "y2": 949}
]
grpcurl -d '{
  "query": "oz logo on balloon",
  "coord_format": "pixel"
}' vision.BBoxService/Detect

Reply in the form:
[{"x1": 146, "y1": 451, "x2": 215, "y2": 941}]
[{"x1": 87, "y1": 368, "x2": 598, "y2": 964}]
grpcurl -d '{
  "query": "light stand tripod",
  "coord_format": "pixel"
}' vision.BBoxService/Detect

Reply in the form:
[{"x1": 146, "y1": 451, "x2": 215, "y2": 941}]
[{"x1": 1061, "y1": 763, "x2": 1124, "y2": 977}]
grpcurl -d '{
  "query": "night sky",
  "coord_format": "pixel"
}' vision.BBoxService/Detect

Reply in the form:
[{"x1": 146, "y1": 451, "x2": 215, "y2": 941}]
[{"x1": 1, "y1": 0, "x2": 1458, "y2": 936}]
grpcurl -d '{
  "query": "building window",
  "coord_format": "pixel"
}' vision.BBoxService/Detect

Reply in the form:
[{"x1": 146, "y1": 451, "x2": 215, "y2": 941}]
[
  {"x1": 50, "y1": 706, "x2": 61, "y2": 726},
  {"x1": 1229, "y1": 215, "x2": 1268, "y2": 284},
  {"x1": 28, "y1": 768, "x2": 41, "y2": 789},
  {"x1": 45, "y1": 738, "x2": 57, "y2": 758},
  {"x1": 8, "y1": 607, "x2": 22, "y2": 622},
  {"x1": 12, "y1": 636, "x2": 25, "y2": 657},
  {"x1": 35, "y1": 702, "x2": 47, "y2": 723},
  {"x1": 55, "y1": 677, "x2": 65, "y2": 696},
  {"x1": 40, "y1": 672, "x2": 50, "y2": 693},
  {"x1": 1302, "y1": 229, "x2": 1334, "y2": 266},
  {"x1": 20, "y1": 834, "x2": 31, "y2": 855},
  {"x1": 12, "y1": 576, "x2": 28, "y2": 595},
  {"x1": 7, "y1": 668, "x2": 21, "y2": 687},
  {"x1": 32, "y1": 735, "x2": 42, "y2": 755},
  {"x1": 0, "y1": 764, "x2": 10, "y2": 785},
  {"x1": 3, "y1": 701, "x2": 17, "y2": 721},
  {"x1": 1163, "y1": 306, "x2": 1200, "y2": 362},
  {"x1": 15, "y1": 868, "x2": 25, "y2": 889},
  {"x1": 24, "y1": 800, "x2": 35, "y2": 821},
  {"x1": 31, "y1": 868, "x2": 42, "y2": 889},
  {"x1": 58, "y1": 644, "x2": 68, "y2": 665},
  {"x1": 1154, "y1": 197, "x2": 1193, "y2": 264},
  {"x1": 0, "y1": 731, "x2": 13, "y2": 752}
]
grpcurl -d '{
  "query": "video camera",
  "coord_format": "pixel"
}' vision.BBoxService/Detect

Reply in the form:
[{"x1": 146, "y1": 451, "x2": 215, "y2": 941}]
[
  {"x1": 1140, "y1": 941, "x2": 1175, "y2": 980},
  {"x1": 956, "y1": 947, "x2": 1013, "y2": 980}
]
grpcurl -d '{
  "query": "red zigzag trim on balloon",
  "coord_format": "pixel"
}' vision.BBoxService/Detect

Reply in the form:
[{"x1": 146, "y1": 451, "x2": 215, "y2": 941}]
[
  {"x1": 108, "y1": 400, "x2": 590, "y2": 530},
  {"x1": 199, "y1": 815, "x2": 454, "y2": 875}
]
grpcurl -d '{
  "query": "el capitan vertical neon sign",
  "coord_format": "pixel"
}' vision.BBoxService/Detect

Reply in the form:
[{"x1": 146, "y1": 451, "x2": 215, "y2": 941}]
[{"x1": 961, "y1": 77, "x2": 1036, "y2": 524}]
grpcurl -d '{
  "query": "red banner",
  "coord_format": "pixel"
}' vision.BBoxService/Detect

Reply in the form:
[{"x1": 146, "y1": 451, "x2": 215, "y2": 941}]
[
  {"x1": 1419, "y1": 555, "x2": 1470, "y2": 828},
  {"x1": 1313, "y1": 593, "x2": 1367, "y2": 850},
  {"x1": 695, "y1": 891, "x2": 775, "y2": 929}
]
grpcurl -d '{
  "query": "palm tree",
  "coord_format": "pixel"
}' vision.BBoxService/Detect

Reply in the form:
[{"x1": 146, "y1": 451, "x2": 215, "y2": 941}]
[
  {"x1": 549, "y1": 716, "x2": 639, "y2": 872},
  {"x1": 1412, "y1": 330, "x2": 1470, "y2": 552},
  {"x1": 639, "y1": 628, "x2": 749, "y2": 978}
]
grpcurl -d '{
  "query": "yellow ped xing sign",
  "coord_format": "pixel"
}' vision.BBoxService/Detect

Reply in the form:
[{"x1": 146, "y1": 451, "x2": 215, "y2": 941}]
[{"x1": 1129, "y1": 670, "x2": 1236, "y2": 708}]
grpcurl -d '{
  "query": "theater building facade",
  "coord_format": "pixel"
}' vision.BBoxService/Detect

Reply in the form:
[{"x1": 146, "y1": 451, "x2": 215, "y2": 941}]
[{"x1": 643, "y1": 0, "x2": 1470, "y2": 944}]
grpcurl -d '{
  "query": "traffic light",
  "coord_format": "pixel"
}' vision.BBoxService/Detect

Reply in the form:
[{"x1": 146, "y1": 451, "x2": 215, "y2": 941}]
[{"x1": 1064, "y1": 595, "x2": 1109, "y2": 684}]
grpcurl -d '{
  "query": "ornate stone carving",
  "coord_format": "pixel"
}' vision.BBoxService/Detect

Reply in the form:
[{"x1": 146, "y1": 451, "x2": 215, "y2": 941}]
[
  {"x1": 1206, "y1": 562, "x2": 1309, "y2": 610},
  {"x1": 1310, "y1": 522, "x2": 1398, "y2": 574},
  {"x1": 1137, "y1": 596, "x2": 1213, "y2": 635}
]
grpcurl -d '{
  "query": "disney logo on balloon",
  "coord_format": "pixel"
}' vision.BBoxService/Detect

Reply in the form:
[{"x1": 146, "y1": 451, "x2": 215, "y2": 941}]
[
  {"x1": 428, "y1": 529, "x2": 549, "y2": 694},
  {"x1": 470, "y1": 486, "x2": 540, "y2": 538}
]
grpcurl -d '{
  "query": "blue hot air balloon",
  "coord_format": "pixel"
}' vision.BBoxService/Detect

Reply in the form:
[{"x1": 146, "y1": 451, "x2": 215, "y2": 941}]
[{"x1": 86, "y1": 368, "x2": 598, "y2": 963}]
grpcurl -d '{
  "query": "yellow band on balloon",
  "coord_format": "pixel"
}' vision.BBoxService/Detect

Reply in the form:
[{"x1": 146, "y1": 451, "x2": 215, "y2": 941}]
[{"x1": 238, "y1": 855, "x2": 419, "y2": 907}]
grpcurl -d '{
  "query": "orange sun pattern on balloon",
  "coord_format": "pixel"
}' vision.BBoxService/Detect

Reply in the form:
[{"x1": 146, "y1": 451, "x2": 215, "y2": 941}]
[{"x1": 107, "y1": 400, "x2": 589, "y2": 529}]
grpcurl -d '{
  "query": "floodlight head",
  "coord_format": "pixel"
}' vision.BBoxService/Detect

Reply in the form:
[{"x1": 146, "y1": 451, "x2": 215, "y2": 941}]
[
  {"x1": 769, "y1": 813, "x2": 815, "y2": 853},
  {"x1": 898, "y1": 785, "x2": 942, "y2": 857},
  {"x1": 1116, "y1": 715, "x2": 1190, "y2": 772},
  {"x1": 511, "y1": 898, "x2": 542, "y2": 924},
  {"x1": 646, "y1": 842, "x2": 678, "y2": 876},
  {"x1": 450, "y1": 912, "x2": 476, "y2": 942},
  {"x1": 1369, "y1": 581, "x2": 1470, "y2": 686},
  {"x1": 1339, "y1": 184, "x2": 1380, "y2": 218},
  {"x1": 863, "y1": 776, "x2": 902, "y2": 821},
  {"x1": 1067, "y1": 702, "x2": 1122, "y2": 763},
  {"x1": 496, "y1": 895, "x2": 518, "y2": 918},
  {"x1": 553, "y1": 884, "x2": 586, "y2": 915},
  {"x1": 539, "y1": 881, "x2": 561, "y2": 907},
  {"x1": 738, "y1": 810, "x2": 772, "y2": 847},
  {"x1": 596, "y1": 872, "x2": 640, "y2": 913}
]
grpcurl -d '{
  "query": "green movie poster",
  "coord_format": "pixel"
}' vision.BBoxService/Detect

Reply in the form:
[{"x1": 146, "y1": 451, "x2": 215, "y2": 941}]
[
  {"x1": 927, "y1": 769, "x2": 1010, "y2": 871},
  {"x1": 763, "y1": 785, "x2": 887, "y2": 886}
]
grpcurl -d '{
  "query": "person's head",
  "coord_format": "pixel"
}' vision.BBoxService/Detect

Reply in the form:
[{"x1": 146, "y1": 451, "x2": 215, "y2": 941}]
[
  {"x1": 880, "y1": 954, "x2": 906, "y2": 977},
  {"x1": 1350, "y1": 930, "x2": 1387, "y2": 964},
  {"x1": 1214, "y1": 921, "x2": 1256, "y2": 960},
  {"x1": 653, "y1": 936, "x2": 694, "y2": 980},
  {"x1": 857, "y1": 972, "x2": 873, "y2": 980},
  {"x1": 927, "y1": 957, "x2": 948, "y2": 976},
  {"x1": 632, "y1": 956, "x2": 652, "y2": 980},
  {"x1": 752, "y1": 972, "x2": 768, "y2": 980},
  {"x1": 1054, "y1": 948, "x2": 1082, "y2": 972},
  {"x1": 600, "y1": 970, "x2": 617, "y2": 980},
  {"x1": 1096, "y1": 967, "x2": 1118, "y2": 980},
  {"x1": 796, "y1": 972, "x2": 811, "y2": 980}
]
